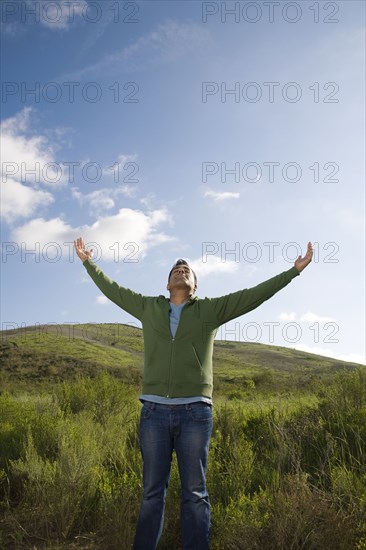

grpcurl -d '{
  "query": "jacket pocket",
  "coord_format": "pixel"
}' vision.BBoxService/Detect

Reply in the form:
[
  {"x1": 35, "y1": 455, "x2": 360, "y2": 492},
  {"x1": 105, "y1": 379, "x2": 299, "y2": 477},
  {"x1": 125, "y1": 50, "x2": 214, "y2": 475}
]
[{"x1": 191, "y1": 344, "x2": 203, "y2": 376}]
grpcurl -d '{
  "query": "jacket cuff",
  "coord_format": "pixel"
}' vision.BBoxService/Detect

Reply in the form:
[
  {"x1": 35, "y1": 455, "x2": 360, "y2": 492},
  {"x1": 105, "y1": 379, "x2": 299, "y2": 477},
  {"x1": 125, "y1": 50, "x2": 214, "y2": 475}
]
[{"x1": 289, "y1": 265, "x2": 300, "y2": 277}]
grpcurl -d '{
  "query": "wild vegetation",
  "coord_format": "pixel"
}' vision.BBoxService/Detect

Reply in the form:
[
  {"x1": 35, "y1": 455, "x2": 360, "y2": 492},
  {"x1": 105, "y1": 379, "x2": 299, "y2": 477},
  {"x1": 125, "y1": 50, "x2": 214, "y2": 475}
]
[{"x1": 1, "y1": 324, "x2": 365, "y2": 549}]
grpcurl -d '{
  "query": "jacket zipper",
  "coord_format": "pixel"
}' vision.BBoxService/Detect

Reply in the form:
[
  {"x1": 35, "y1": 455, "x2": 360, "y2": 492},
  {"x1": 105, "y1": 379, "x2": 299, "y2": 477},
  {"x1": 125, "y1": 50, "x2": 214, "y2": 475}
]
[
  {"x1": 166, "y1": 301, "x2": 190, "y2": 397},
  {"x1": 167, "y1": 339, "x2": 174, "y2": 397}
]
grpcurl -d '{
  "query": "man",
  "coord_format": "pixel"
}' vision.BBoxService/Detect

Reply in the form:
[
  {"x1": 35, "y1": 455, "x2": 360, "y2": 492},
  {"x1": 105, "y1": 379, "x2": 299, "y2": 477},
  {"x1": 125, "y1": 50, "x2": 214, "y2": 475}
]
[{"x1": 74, "y1": 237, "x2": 313, "y2": 550}]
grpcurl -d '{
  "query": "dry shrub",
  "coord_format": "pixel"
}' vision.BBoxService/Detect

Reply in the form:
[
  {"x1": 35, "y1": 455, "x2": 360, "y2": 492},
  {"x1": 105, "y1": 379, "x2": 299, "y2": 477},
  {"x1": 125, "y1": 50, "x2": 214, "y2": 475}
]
[{"x1": 262, "y1": 473, "x2": 355, "y2": 550}]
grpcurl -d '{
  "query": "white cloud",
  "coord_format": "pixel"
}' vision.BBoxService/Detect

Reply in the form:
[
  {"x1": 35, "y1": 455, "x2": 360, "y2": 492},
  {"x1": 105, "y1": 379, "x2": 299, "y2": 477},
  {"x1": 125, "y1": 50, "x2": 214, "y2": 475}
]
[
  {"x1": 204, "y1": 190, "x2": 240, "y2": 201},
  {"x1": 294, "y1": 344, "x2": 365, "y2": 365},
  {"x1": 300, "y1": 311, "x2": 337, "y2": 323},
  {"x1": 1, "y1": 178, "x2": 54, "y2": 223},
  {"x1": 1, "y1": 131, "x2": 57, "y2": 184},
  {"x1": 61, "y1": 20, "x2": 212, "y2": 80},
  {"x1": 1, "y1": 108, "x2": 64, "y2": 186},
  {"x1": 189, "y1": 255, "x2": 239, "y2": 278},
  {"x1": 12, "y1": 216, "x2": 75, "y2": 243},
  {"x1": 1, "y1": 109, "x2": 136, "y2": 224},
  {"x1": 0, "y1": 107, "x2": 69, "y2": 223},
  {"x1": 1, "y1": 107, "x2": 33, "y2": 135},
  {"x1": 118, "y1": 185, "x2": 137, "y2": 198},
  {"x1": 102, "y1": 154, "x2": 138, "y2": 179},
  {"x1": 72, "y1": 188, "x2": 114, "y2": 211},
  {"x1": 278, "y1": 312, "x2": 297, "y2": 321},
  {"x1": 25, "y1": 0, "x2": 88, "y2": 30},
  {"x1": 96, "y1": 295, "x2": 109, "y2": 305},
  {"x1": 278, "y1": 311, "x2": 338, "y2": 323},
  {"x1": 72, "y1": 185, "x2": 137, "y2": 214},
  {"x1": 11, "y1": 208, "x2": 174, "y2": 262},
  {"x1": 140, "y1": 193, "x2": 157, "y2": 209},
  {"x1": 70, "y1": 153, "x2": 139, "y2": 213},
  {"x1": 139, "y1": 193, "x2": 179, "y2": 215}
]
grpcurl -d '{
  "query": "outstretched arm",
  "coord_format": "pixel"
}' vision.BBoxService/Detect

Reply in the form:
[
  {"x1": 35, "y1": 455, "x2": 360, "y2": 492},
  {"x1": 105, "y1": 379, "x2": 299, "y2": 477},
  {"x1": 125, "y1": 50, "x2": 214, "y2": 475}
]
[
  {"x1": 294, "y1": 241, "x2": 313, "y2": 273},
  {"x1": 211, "y1": 241, "x2": 313, "y2": 325},
  {"x1": 73, "y1": 236, "x2": 144, "y2": 320}
]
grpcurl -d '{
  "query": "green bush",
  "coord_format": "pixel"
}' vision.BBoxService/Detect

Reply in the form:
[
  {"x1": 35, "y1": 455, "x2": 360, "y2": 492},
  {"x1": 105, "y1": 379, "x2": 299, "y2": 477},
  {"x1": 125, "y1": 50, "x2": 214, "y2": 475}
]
[{"x1": 1, "y1": 370, "x2": 365, "y2": 549}]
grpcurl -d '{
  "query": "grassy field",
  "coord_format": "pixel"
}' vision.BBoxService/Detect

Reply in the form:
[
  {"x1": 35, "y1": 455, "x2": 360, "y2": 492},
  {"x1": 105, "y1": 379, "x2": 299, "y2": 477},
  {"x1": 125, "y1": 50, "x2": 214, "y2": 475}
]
[{"x1": 1, "y1": 324, "x2": 365, "y2": 549}]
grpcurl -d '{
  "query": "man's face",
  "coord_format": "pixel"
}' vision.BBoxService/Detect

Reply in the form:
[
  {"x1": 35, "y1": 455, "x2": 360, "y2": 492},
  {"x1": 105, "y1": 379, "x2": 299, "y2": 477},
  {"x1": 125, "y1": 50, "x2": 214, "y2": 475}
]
[{"x1": 167, "y1": 264, "x2": 197, "y2": 294}]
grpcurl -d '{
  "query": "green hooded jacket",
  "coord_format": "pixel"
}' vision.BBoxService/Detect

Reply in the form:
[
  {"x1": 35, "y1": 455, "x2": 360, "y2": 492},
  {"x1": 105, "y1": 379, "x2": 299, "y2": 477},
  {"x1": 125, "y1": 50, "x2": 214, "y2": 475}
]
[{"x1": 83, "y1": 259, "x2": 300, "y2": 398}]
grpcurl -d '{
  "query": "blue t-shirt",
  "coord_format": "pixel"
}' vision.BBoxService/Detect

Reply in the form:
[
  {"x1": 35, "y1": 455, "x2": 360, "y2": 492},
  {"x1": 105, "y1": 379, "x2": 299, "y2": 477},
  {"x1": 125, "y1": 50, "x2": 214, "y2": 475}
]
[{"x1": 169, "y1": 301, "x2": 186, "y2": 338}]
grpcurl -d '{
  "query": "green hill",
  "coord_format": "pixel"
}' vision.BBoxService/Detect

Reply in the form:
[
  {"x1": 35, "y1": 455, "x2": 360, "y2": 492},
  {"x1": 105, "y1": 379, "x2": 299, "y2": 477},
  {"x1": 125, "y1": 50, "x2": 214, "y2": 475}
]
[
  {"x1": 1, "y1": 324, "x2": 365, "y2": 549},
  {"x1": 0, "y1": 323, "x2": 361, "y2": 394}
]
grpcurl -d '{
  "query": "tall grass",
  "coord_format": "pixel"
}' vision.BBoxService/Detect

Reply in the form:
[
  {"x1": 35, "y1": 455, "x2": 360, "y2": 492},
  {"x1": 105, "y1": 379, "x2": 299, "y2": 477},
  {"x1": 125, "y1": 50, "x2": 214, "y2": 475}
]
[{"x1": 1, "y1": 369, "x2": 365, "y2": 549}]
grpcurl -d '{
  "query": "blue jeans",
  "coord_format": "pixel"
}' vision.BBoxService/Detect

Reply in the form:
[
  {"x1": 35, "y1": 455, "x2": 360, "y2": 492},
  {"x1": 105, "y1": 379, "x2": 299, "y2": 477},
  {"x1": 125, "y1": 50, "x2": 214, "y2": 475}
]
[{"x1": 132, "y1": 401, "x2": 213, "y2": 550}]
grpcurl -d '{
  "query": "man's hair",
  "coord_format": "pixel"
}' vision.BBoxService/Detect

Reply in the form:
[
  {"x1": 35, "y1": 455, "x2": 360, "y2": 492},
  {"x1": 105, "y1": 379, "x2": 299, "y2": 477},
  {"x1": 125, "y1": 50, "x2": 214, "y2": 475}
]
[{"x1": 168, "y1": 259, "x2": 197, "y2": 286}]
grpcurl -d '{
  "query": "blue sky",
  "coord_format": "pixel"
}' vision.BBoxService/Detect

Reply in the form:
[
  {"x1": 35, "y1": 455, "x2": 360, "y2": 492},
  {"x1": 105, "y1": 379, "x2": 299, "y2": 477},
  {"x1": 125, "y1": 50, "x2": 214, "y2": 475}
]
[{"x1": 1, "y1": 0, "x2": 365, "y2": 364}]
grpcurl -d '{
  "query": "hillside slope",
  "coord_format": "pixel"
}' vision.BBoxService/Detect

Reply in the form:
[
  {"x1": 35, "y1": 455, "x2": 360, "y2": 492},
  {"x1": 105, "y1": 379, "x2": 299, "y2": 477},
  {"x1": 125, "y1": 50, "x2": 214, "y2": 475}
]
[{"x1": 0, "y1": 323, "x2": 362, "y2": 392}]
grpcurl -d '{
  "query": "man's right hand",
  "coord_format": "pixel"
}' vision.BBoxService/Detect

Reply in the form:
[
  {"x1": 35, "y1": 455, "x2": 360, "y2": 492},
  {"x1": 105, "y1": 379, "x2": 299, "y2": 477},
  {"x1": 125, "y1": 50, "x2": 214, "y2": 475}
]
[{"x1": 74, "y1": 237, "x2": 93, "y2": 262}]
